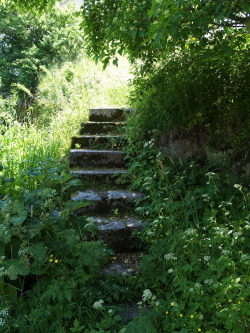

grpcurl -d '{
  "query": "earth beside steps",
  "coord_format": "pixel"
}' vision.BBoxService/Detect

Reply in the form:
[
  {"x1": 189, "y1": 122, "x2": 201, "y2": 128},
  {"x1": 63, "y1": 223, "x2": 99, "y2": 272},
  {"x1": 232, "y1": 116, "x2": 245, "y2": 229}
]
[{"x1": 69, "y1": 108, "x2": 146, "y2": 323}]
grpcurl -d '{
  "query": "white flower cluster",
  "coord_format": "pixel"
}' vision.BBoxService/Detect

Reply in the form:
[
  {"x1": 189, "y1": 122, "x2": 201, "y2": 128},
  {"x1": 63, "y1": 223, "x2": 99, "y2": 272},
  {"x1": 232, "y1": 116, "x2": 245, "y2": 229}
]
[
  {"x1": 204, "y1": 256, "x2": 211, "y2": 262},
  {"x1": 168, "y1": 268, "x2": 173, "y2": 273},
  {"x1": 144, "y1": 139, "x2": 155, "y2": 148},
  {"x1": 234, "y1": 184, "x2": 242, "y2": 190},
  {"x1": 204, "y1": 279, "x2": 214, "y2": 285},
  {"x1": 240, "y1": 254, "x2": 249, "y2": 262},
  {"x1": 189, "y1": 283, "x2": 203, "y2": 294},
  {"x1": 221, "y1": 249, "x2": 230, "y2": 256},
  {"x1": 0, "y1": 309, "x2": 9, "y2": 327},
  {"x1": 205, "y1": 172, "x2": 216, "y2": 178},
  {"x1": 185, "y1": 228, "x2": 196, "y2": 236},
  {"x1": 92, "y1": 299, "x2": 104, "y2": 309},
  {"x1": 139, "y1": 289, "x2": 160, "y2": 307},
  {"x1": 164, "y1": 253, "x2": 177, "y2": 261}
]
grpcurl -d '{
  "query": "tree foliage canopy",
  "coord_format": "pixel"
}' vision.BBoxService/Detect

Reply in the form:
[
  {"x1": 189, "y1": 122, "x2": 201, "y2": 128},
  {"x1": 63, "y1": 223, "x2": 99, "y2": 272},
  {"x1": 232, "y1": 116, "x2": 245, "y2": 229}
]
[
  {"x1": 0, "y1": 1, "x2": 83, "y2": 96},
  {"x1": 5, "y1": 0, "x2": 249, "y2": 66},
  {"x1": 82, "y1": 0, "x2": 249, "y2": 66}
]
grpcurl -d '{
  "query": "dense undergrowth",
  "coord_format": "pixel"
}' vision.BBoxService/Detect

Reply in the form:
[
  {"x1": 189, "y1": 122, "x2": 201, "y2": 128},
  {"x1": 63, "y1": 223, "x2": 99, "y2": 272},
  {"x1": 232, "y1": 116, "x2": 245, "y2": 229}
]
[{"x1": 121, "y1": 137, "x2": 249, "y2": 332}]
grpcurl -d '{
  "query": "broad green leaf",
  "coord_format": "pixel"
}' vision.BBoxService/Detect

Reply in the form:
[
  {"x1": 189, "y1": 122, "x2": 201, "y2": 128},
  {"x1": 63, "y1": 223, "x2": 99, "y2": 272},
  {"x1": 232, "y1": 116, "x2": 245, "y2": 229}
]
[
  {"x1": 10, "y1": 211, "x2": 27, "y2": 226},
  {"x1": 3, "y1": 259, "x2": 31, "y2": 280}
]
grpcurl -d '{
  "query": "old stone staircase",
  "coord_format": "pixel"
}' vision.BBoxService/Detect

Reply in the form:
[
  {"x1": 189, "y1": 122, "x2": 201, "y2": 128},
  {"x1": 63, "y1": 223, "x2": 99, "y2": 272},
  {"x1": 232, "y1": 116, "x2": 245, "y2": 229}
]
[{"x1": 69, "y1": 108, "x2": 144, "y2": 275}]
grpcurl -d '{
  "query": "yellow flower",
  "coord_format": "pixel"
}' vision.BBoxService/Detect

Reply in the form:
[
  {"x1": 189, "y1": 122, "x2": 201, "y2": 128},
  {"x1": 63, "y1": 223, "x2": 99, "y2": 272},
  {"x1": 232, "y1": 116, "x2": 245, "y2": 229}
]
[
  {"x1": 238, "y1": 301, "x2": 241, "y2": 305},
  {"x1": 229, "y1": 299, "x2": 232, "y2": 302},
  {"x1": 191, "y1": 315, "x2": 194, "y2": 318},
  {"x1": 50, "y1": 255, "x2": 53, "y2": 257},
  {"x1": 241, "y1": 297, "x2": 244, "y2": 300},
  {"x1": 55, "y1": 260, "x2": 59, "y2": 263},
  {"x1": 198, "y1": 329, "x2": 201, "y2": 332},
  {"x1": 166, "y1": 311, "x2": 168, "y2": 315},
  {"x1": 49, "y1": 259, "x2": 53, "y2": 262},
  {"x1": 180, "y1": 314, "x2": 183, "y2": 317},
  {"x1": 171, "y1": 303, "x2": 174, "y2": 306}
]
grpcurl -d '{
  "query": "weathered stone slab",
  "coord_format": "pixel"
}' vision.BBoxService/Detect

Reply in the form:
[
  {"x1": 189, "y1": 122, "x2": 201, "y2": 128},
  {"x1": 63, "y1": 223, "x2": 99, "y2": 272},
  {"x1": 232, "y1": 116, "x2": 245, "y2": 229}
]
[
  {"x1": 71, "y1": 135, "x2": 125, "y2": 149},
  {"x1": 70, "y1": 149, "x2": 126, "y2": 168},
  {"x1": 72, "y1": 190, "x2": 144, "y2": 214},
  {"x1": 93, "y1": 217, "x2": 142, "y2": 252},
  {"x1": 70, "y1": 169, "x2": 128, "y2": 183},
  {"x1": 80, "y1": 122, "x2": 124, "y2": 135},
  {"x1": 89, "y1": 108, "x2": 132, "y2": 122}
]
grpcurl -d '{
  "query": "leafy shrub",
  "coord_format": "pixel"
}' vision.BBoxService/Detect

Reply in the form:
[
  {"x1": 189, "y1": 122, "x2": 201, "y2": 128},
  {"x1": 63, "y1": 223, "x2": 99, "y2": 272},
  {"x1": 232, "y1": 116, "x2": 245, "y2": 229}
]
[
  {"x1": 128, "y1": 50, "x2": 250, "y2": 152},
  {"x1": 0, "y1": 161, "x2": 117, "y2": 331}
]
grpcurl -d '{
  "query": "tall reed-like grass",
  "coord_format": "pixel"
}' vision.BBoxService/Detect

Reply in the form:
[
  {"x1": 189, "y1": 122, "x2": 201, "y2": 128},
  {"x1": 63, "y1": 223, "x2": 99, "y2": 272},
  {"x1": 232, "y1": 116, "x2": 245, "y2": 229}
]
[{"x1": 0, "y1": 54, "x2": 132, "y2": 178}]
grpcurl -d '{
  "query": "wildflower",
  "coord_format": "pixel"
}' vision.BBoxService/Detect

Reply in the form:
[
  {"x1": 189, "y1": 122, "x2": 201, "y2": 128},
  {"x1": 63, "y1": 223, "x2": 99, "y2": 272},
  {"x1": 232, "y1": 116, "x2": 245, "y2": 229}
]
[
  {"x1": 204, "y1": 256, "x2": 210, "y2": 262},
  {"x1": 198, "y1": 329, "x2": 201, "y2": 332},
  {"x1": 168, "y1": 268, "x2": 173, "y2": 273},
  {"x1": 55, "y1": 260, "x2": 59, "y2": 263},
  {"x1": 49, "y1": 259, "x2": 53, "y2": 262},
  {"x1": 180, "y1": 314, "x2": 183, "y2": 317},
  {"x1": 93, "y1": 300, "x2": 104, "y2": 309},
  {"x1": 204, "y1": 279, "x2": 214, "y2": 285},
  {"x1": 240, "y1": 254, "x2": 249, "y2": 262},
  {"x1": 199, "y1": 314, "x2": 204, "y2": 320},
  {"x1": 50, "y1": 255, "x2": 53, "y2": 257},
  {"x1": 189, "y1": 288, "x2": 194, "y2": 292},
  {"x1": 171, "y1": 302, "x2": 175, "y2": 306},
  {"x1": 108, "y1": 309, "x2": 113, "y2": 314},
  {"x1": 234, "y1": 184, "x2": 242, "y2": 190},
  {"x1": 191, "y1": 315, "x2": 194, "y2": 318},
  {"x1": 185, "y1": 228, "x2": 196, "y2": 235},
  {"x1": 195, "y1": 283, "x2": 202, "y2": 289},
  {"x1": 166, "y1": 311, "x2": 168, "y2": 315},
  {"x1": 229, "y1": 299, "x2": 232, "y2": 302},
  {"x1": 205, "y1": 172, "x2": 215, "y2": 178},
  {"x1": 241, "y1": 297, "x2": 244, "y2": 300},
  {"x1": 238, "y1": 301, "x2": 241, "y2": 305},
  {"x1": 142, "y1": 289, "x2": 152, "y2": 301},
  {"x1": 164, "y1": 253, "x2": 177, "y2": 260}
]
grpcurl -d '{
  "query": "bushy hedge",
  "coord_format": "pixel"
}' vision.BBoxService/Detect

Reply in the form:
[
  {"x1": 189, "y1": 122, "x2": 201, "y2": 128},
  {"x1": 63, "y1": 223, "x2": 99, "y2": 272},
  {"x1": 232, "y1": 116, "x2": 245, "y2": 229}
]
[{"x1": 129, "y1": 50, "x2": 249, "y2": 151}]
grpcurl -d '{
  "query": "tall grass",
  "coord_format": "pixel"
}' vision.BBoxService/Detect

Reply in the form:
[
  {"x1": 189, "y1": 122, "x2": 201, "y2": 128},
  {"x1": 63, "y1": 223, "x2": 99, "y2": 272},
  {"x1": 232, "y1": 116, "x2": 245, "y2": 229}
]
[{"x1": 0, "y1": 54, "x2": 132, "y2": 178}]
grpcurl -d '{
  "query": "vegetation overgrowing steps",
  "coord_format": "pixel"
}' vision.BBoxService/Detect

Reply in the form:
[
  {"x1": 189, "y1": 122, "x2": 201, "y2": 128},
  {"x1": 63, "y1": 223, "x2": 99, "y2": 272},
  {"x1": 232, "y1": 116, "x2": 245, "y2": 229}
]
[
  {"x1": 70, "y1": 107, "x2": 144, "y2": 254},
  {"x1": 72, "y1": 190, "x2": 144, "y2": 214},
  {"x1": 71, "y1": 135, "x2": 126, "y2": 150},
  {"x1": 80, "y1": 121, "x2": 124, "y2": 135},
  {"x1": 70, "y1": 149, "x2": 126, "y2": 168},
  {"x1": 70, "y1": 169, "x2": 128, "y2": 184}
]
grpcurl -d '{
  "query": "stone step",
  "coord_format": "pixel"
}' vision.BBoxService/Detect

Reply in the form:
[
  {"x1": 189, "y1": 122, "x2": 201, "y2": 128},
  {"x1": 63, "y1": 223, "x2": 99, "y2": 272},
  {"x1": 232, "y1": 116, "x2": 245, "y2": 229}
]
[
  {"x1": 70, "y1": 169, "x2": 128, "y2": 184},
  {"x1": 91, "y1": 216, "x2": 142, "y2": 252},
  {"x1": 89, "y1": 108, "x2": 132, "y2": 122},
  {"x1": 72, "y1": 190, "x2": 144, "y2": 215},
  {"x1": 100, "y1": 252, "x2": 143, "y2": 276},
  {"x1": 71, "y1": 135, "x2": 125, "y2": 150},
  {"x1": 70, "y1": 149, "x2": 126, "y2": 168},
  {"x1": 80, "y1": 122, "x2": 124, "y2": 135}
]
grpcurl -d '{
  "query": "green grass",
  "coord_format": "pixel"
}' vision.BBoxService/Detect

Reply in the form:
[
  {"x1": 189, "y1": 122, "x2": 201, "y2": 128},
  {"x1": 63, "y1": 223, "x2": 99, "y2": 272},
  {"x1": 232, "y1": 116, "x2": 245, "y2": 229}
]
[{"x1": 0, "y1": 53, "x2": 133, "y2": 178}]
